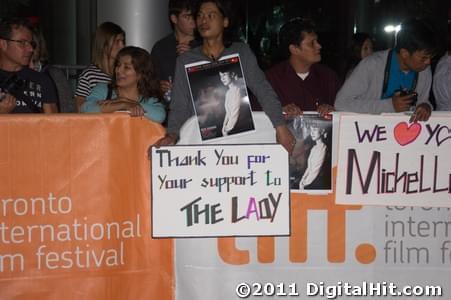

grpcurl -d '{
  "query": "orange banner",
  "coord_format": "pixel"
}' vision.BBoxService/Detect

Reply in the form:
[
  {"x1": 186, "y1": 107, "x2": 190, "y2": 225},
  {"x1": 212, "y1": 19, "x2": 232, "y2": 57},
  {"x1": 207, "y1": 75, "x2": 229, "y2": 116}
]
[{"x1": 0, "y1": 114, "x2": 173, "y2": 300}]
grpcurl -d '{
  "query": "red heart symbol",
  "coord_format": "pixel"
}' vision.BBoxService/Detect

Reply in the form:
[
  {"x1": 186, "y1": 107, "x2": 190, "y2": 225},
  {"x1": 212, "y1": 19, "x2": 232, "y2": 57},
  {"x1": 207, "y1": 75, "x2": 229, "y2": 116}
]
[{"x1": 393, "y1": 122, "x2": 422, "y2": 146}]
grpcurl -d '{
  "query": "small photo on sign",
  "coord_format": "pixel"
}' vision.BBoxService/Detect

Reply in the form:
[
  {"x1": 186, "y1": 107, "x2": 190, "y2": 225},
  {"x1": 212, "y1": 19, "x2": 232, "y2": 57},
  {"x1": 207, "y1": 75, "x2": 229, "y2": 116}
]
[
  {"x1": 185, "y1": 54, "x2": 255, "y2": 141},
  {"x1": 287, "y1": 113, "x2": 333, "y2": 193}
]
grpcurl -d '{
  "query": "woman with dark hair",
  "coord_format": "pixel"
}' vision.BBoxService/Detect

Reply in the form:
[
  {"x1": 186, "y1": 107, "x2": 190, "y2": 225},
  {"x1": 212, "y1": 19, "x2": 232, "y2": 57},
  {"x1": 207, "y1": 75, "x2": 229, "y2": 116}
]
[
  {"x1": 81, "y1": 46, "x2": 166, "y2": 123},
  {"x1": 343, "y1": 32, "x2": 373, "y2": 79},
  {"x1": 75, "y1": 22, "x2": 126, "y2": 111},
  {"x1": 157, "y1": 0, "x2": 296, "y2": 152}
]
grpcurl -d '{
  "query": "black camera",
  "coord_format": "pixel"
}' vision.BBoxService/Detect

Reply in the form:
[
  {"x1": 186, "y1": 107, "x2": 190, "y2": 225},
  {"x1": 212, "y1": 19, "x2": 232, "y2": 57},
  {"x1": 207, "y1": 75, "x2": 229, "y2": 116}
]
[
  {"x1": 0, "y1": 74, "x2": 26, "y2": 101},
  {"x1": 399, "y1": 89, "x2": 418, "y2": 106}
]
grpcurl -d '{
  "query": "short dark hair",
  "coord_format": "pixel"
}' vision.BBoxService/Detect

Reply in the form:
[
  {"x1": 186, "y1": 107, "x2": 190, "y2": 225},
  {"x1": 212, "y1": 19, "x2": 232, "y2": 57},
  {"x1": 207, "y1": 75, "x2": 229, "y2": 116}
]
[
  {"x1": 168, "y1": 0, "x2": 195, "y2": 29},
  {"x1": 349, "y1": 32, "x2": 372, "y2": 60},
  {"x1": 395, "y1": 18, "x2": 439, "y2": 56},
  {"x1": 344, "y1": 32, "x2": 372, "y2": 76},
  {"x1": 194, "y1": 0, "x2": 236, "y2": 48},
  {"x1": 0, "y1": 17, "x2": 33, "y2": 40},
  {"x1": 278, "y1": 18, "x2": 316, "y2": 59}
]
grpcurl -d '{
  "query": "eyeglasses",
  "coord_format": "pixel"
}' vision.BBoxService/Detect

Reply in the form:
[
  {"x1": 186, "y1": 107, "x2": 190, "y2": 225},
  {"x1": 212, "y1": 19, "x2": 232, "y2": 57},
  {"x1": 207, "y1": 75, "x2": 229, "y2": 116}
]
[
  {"x1": 0, "y1": 37, "x2": 37, "y2": 49},
  {"x1": 179, "y1": 13, "x2": 194, "y2": 20}
]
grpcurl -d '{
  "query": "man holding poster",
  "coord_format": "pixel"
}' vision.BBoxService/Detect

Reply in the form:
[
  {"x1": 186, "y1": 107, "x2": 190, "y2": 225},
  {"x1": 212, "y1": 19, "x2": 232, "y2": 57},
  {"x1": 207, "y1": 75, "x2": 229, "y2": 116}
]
[
  {"x1": 156, "y1": 0, "x2": 296, "y2": 153},
  {"x1": 335, "y1": 18, "x2": 439, "y2": 121}
]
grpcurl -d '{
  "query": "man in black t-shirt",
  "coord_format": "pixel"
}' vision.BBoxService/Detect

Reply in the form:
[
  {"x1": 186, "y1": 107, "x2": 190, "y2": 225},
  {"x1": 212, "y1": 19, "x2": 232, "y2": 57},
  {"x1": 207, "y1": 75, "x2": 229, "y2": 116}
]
[{"x1": 0, "y1": 17, "x2": 57, "y2": 114}]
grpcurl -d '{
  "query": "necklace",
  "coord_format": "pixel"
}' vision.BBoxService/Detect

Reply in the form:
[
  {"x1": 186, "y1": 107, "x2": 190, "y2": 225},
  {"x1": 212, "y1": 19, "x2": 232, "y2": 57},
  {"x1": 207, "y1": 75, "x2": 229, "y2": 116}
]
[{"x1": 202, "y1": 45, "x2": 225, "y2": 61}]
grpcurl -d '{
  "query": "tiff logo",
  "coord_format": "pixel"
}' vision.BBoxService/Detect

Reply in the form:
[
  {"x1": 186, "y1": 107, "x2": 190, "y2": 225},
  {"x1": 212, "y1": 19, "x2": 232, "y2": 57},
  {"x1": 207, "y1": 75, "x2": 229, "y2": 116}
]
[{"x1": 217, "y1": 170, "x2": 376, "y2": 265}]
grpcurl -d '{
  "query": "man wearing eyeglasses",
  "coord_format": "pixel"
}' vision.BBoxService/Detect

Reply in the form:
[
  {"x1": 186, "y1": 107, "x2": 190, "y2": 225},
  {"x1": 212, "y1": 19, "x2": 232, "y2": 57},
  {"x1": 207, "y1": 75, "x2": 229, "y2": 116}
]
[{"x1": 0, "y1": 17, "x2": 58, "y2": 114}]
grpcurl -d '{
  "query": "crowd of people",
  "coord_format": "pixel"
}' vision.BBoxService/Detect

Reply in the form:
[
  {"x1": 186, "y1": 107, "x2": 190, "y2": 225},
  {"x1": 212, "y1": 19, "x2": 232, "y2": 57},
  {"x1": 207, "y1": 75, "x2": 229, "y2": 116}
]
[{"x1": 0, "y1": 0, "x2": 450, "y2": 154}]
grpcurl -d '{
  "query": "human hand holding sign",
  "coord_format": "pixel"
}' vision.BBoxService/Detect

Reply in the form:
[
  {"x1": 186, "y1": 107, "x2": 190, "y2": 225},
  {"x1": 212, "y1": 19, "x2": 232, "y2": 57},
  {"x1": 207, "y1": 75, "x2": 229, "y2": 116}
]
[
  {"x1": 276, "y1": 125, "x2": 296, "y2": 155},
  {"x1": 282, "y1": 103, "x2": 302, "y2": 117},
  {"x1": 410, "y1": 102, "x2": 431, "y2": 122}
]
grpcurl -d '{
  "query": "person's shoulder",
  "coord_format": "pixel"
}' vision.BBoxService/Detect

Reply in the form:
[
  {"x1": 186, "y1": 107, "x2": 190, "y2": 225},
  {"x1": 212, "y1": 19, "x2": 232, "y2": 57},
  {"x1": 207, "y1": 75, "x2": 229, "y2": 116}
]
[
  {"x1": 228, "y1": 42, "x2": 252, "y2": 54},
  {"x1": 86, "y1": 83, "x2": 109, "y2": 100},
  {"x1": 92, "y1": 82, "x2": 109, "y2": 91},
  {"x1": 223, "y1": 42, "x2": 258, "y2": 64},
  {"x1": 143, "y1": 96, "x2": 161, "y2": 104},
  {"x1": 362, "y1": 50, "x2": 389, "y2": 65},
  {"x1": 189, "y1": 38, "x2": 202, "y2": 48},
  {"x1": 45, "y1": 65, "x2": 66, "y2": 78},
  {"x1": 78, "y1": 64, "x2": 94, "y2": 77},
  {"x1": 157, "y1": 33, "x2": 174, "y2": 43},
  {"x1": 151, "y1": 34, "x2": 175, "y2": 52},
  {"x1": 79, "y1": 64, "x2": 105, "y2": 76},
  {"x1": 231, "y1": 42, "x2": 248, "y2": 49},
  {"x1": 19, "y1": 66, "x2": 41, "y2": 77},
  {"x1": 177, "y1": 46, "x2": 204, "y2": 64},
  {"x1": 19, "y1": 67, "x2": 52, "y2": 82},
  {"x1": 79, "y1": 65, "x2": 110, "y2": 84},
  {"x1": 266, "y1": 60, "x2": 289, "y2": 75},
  {"x1": 345, "y1": 50, "x2": 388, "y2": 77},
  {"x1": 440, "y1": 54, "x2": 451, "y2": 66},
  {"x1": 434, "y1": 54, "x2": 451, "y2": 77},
  {"x1": 311, "y1": 63, "x2": 339, "y2": 79},
  {"x1": 0, "y1": 68, "x2": 9, "y2": 77},
  {"x1": 312, "y1": 63, "x2": 333, "y2": 72}
]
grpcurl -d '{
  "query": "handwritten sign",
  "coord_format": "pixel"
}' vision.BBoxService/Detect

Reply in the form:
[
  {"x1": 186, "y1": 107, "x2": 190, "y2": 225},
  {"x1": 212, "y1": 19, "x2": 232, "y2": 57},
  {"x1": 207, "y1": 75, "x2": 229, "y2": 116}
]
[
  {"x1": 151, "y1": 145, "x2": 290, "y2": 237},
  {"x1": 336, "y1": 114, "x2": 451, "y2": 207}
]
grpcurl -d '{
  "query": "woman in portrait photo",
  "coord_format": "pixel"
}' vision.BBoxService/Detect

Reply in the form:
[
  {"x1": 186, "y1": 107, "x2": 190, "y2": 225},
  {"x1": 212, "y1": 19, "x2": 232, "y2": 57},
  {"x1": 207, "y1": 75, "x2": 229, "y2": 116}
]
[{"x1": 156, "y1": 0, "x2": 295, "y2": 152}]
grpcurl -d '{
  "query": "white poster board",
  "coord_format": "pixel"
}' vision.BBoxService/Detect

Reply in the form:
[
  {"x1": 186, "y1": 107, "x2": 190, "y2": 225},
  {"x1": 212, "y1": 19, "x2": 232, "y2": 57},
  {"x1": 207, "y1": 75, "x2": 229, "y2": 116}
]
[
  {"x1": 151, "y1": 144, "x2": 290, "y2": 237},
  {"x1": 336, "y1": 114, "x2": 451, "y2": 207}
]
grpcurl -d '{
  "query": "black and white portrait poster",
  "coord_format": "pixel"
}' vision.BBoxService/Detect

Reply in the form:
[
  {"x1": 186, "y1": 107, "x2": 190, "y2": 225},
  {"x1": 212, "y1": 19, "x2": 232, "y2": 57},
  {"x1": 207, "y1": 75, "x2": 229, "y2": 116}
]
[
  {"x1": 185, "y1": 54, "x2": 255, "y2": 141},
  {"x1": 287, "y1": 113, "x2": 333, "y2": 193}
]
